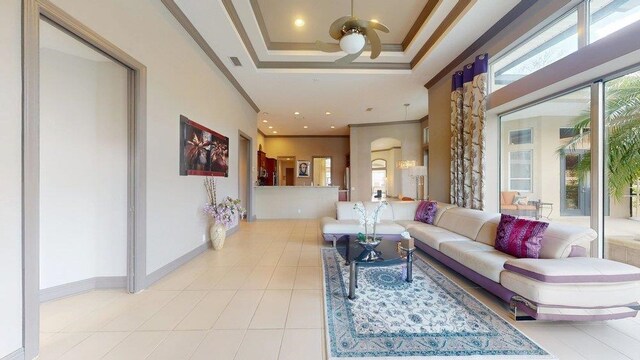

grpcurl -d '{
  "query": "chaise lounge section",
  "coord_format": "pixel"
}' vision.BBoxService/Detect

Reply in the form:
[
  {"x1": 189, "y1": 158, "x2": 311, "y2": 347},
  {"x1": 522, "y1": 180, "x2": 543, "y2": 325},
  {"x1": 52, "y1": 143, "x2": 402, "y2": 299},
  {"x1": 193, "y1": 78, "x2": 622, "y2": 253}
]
[{"x1": 320, "y1": 201, "x2": 640, "y2": 321}]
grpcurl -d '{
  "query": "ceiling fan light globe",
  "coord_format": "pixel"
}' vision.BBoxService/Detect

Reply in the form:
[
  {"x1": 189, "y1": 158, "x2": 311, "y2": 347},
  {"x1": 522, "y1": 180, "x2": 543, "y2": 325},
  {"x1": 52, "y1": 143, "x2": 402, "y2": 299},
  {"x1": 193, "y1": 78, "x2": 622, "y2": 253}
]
[{"x1": 339, "y1": 32, "x2": 365, "y2": 54}]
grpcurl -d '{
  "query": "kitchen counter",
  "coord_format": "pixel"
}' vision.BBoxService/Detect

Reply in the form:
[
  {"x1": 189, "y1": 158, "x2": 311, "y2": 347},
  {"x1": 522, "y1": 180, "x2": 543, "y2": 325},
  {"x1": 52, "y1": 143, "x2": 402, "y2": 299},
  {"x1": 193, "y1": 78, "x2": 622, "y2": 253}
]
[{"x1": 254, "y1": 186, "x2": 339, "y2": 219}]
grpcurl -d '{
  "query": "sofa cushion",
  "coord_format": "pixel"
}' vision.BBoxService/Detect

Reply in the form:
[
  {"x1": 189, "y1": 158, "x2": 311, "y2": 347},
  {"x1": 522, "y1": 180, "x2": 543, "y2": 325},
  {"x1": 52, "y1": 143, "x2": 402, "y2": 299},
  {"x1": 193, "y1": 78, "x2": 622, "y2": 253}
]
[
  {"x1": 415, "y1": 200, "x2": 438, "y2": 224},
  {"x1": 364, "y1": 201, "x2": 394, "y2": 221},
  {"x1": 436, "y1": 207, "x2": 500, "y2": 240},
  {"x1": 410, "y1": 226, "x2": 469, "y2": 251},
  {"x1": 440, "y1": 241, "x2": 516, "y2": 282},
  {"x1": 501, "y1": 191, "x2": 517, "y2": 205},
  {"x1": 440, "y1": 240, "x2": 494, "y2": 255},
  {"x1": 395, "y1": 220, "x2": 425, "y2": 230},
  {"x1": 433, "y1": 202, "x2": 457, "y2": 225},
  {"x1": 494, "y1": 214, "x2": 548, "y2": 259},
  {"x1": 390, "y1": 201, "x2": 419, "y2": 221},
  {"x1": 336, "y1": 202, "x2": 361, "y2": 220},
  {"x1": 475, "y1": 216, "x2": 501, "y2": 246},
  {"x1": 504, "y1": 257, "x2": 640, "y2": 283},
  {"x1": 540, "y1": 223, "x2": 597, "y2": 259},
  {"x1": 500, "y1": 271, "x2": 640, "y2": 307}
]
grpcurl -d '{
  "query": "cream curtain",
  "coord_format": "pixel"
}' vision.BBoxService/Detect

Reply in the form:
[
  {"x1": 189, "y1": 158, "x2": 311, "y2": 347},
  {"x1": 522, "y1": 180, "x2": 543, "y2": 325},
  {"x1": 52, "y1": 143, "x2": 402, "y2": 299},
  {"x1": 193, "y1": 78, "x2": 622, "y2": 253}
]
[{"x1": 450, "y1": 54, "x2": 488, "y2": 210}]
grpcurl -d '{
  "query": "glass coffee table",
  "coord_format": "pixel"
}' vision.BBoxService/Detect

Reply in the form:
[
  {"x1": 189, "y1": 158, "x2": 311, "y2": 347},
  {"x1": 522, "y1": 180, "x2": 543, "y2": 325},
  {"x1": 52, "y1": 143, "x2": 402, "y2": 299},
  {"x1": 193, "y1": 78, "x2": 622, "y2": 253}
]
[{"x1": 336, "y1": 235, "x2": 415, "y2": 300}]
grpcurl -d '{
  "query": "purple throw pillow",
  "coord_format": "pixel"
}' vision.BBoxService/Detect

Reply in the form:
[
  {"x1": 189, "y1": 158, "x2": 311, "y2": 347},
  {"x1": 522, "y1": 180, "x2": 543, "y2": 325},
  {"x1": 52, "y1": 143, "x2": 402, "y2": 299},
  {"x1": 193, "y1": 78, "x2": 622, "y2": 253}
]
[
  {"x1": 414, "y1": 201, "x2": 438, "y2": 224},
  {"x1": 495, "y1": 214, "x2": 549, "y2": 259}
]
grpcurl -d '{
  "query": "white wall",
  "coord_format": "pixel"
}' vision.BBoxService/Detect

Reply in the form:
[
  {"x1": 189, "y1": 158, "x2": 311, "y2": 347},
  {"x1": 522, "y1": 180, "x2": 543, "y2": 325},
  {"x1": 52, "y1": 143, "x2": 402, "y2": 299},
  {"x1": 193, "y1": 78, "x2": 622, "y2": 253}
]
[
  {"x1": 41, "y1": 0, "x2": 258, "y2": 274},
  {"x1": 0, "y1": 0, "x2": 258, "y2": 355},
  {"x1": 350, "y1": 123, "x2": 422, "y2": 201},
  {"x1": 0, "y1": 0, "x2": 24, "y2": 356},
  {"x1": 39, "y1": 46, "x2": 128, "y2": 289}
]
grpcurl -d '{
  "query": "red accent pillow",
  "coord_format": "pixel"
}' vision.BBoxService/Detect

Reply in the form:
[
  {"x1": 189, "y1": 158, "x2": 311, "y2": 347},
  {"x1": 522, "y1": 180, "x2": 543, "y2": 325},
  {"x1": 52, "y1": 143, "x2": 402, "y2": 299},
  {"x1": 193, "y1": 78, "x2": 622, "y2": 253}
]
[
  {"x1": 414, "y1": 201, "x2": 437, "y2": 224},
  {"x1": 494, "y1": 214, "x2": 548, "y2": 258}
]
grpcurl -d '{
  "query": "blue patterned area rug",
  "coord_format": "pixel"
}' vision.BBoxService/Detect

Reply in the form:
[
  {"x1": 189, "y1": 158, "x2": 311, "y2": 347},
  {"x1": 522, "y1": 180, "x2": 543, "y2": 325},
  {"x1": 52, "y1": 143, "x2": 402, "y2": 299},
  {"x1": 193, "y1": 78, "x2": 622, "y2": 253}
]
[{"x1": 322, "y1": 248, "x2": 554, "y2": 359}]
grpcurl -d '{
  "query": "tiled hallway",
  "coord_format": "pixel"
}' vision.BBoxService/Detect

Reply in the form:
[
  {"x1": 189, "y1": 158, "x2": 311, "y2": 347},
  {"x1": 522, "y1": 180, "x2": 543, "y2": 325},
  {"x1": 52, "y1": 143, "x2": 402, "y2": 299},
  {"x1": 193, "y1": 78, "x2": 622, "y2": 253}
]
[{"x1": 39, "y1": 220, "x2": 640, "y2": 359}]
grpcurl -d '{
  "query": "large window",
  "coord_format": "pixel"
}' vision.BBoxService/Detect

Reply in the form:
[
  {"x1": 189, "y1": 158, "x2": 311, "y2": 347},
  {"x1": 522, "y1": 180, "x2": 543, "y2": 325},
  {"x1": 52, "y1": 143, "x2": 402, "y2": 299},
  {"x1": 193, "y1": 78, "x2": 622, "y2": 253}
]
[
  {"x1": 491, "y1": 0, "x2": 640, "y2": 90},
  {"x1": 492, "y1": 9, "x2": 578, "y2": 90},
  {"x1": 500, "y1": 88, "x2": 591, "y2": 220},
  {"x1": 590, "y1": 0, "x2": 640, "y2": 43}
]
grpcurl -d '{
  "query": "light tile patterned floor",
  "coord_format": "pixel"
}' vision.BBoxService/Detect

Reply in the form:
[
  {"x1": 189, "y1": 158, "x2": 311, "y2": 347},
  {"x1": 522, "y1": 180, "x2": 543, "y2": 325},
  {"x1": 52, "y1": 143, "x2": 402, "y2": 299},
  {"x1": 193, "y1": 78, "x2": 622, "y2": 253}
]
[{"x1": 40, "y1": 220, "x2": 640, "y2": 359}]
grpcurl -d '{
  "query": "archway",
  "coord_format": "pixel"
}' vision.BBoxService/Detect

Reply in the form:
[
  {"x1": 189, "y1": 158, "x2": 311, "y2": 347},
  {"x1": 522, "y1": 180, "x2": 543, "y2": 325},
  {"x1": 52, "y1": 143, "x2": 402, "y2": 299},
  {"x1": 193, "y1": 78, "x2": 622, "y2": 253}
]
[{"x1": 370, "y1": 138, "x2": 402, "y2": 199}]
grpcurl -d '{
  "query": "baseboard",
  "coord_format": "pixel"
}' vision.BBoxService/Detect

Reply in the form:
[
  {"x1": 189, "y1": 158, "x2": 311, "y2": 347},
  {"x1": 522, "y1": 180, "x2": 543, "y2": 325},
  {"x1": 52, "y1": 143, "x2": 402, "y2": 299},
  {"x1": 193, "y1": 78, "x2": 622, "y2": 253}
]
[
  {"x1": 40, "y1": 276, "x2": 127, "y2": 302},
  {"x1": 145, "y1": 242, "x2": 210, "y2": 288},
  {"x1": 144, "y1": 225, "x2": 241, "y2": 288},
  {"x1": 0, "y1": 349, "x2": 24, "y2": 360}
]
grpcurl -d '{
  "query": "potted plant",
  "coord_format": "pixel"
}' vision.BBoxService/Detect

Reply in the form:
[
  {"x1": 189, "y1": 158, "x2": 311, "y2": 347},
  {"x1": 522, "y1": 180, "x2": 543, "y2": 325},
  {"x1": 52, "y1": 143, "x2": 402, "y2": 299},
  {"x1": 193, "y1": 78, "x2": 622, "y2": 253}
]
[{"x1": 203, "y1": 177, "x2": 245, "y2": 250}]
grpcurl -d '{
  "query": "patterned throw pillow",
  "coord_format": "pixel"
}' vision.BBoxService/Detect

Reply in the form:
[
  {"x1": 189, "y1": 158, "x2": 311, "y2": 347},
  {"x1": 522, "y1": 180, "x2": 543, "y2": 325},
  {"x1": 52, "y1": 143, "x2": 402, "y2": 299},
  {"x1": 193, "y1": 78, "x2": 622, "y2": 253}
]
[
  {"x1": 494, "y1": 214, "x2": 548, "y2": 258},
  {"x1": 414, "y1": 201, "x2": 438, "y2": 224}
]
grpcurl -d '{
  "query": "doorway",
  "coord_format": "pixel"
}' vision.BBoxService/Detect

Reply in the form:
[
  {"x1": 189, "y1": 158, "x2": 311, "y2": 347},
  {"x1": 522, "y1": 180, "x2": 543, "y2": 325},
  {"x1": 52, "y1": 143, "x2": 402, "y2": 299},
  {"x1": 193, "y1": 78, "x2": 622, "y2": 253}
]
[
  {"x1": 23, "y1": 4, "x2": 148, "y2": 358},
  {"x1": 238, "y1": 132, "x2": 252, "y2": 221},
  {"x1": 278, "y1": 156, "x2": 296, "y2": 186},
  {"x1": 39, "y1": 19, "x2": 130, "y2": 299}
]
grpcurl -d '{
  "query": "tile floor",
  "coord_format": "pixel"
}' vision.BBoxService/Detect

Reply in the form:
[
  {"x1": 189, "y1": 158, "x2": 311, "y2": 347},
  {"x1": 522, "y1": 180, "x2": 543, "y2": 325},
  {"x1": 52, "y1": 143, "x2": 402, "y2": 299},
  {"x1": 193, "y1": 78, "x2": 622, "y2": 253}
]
[{"x1": 39, "y1": 220, "x2": 640, "y2": 360}]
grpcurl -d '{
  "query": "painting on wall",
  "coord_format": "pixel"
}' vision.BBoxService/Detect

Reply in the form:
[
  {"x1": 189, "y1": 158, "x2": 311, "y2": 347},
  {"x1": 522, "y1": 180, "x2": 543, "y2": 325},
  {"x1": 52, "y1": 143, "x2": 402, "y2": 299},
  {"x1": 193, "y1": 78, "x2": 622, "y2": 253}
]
[
  {"x1": 180, "y1": 115, "x2": 229, "y2": 177},
  {"x1": 297, "y1": 160, "x2": 311, "y2": 178}
]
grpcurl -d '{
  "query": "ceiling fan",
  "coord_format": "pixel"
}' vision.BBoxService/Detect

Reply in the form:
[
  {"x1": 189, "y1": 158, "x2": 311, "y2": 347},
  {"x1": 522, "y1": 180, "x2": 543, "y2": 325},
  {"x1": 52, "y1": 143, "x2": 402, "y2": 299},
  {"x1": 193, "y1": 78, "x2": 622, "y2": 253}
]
[{"x1": 315, "y1": 0, "x2": 390, "y2": 64}]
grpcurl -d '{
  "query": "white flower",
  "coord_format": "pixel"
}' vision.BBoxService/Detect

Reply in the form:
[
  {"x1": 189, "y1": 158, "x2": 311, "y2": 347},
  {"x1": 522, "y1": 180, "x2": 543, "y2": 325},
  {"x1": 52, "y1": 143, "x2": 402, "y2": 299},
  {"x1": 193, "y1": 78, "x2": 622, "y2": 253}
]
[{"x1": 401, "y1": 231, "x2": 411, "y2": 240}]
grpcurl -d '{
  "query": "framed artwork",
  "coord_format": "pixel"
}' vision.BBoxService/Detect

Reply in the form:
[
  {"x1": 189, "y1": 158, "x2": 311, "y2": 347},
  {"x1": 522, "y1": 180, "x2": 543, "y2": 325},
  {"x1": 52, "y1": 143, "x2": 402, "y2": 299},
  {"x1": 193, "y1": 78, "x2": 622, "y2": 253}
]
[
  {"x1": 297, "y1": 160, "x2": 311, "y2": 178},
  {"x1": 179, "y1": 115, "x2": 229, "y2": 177}
]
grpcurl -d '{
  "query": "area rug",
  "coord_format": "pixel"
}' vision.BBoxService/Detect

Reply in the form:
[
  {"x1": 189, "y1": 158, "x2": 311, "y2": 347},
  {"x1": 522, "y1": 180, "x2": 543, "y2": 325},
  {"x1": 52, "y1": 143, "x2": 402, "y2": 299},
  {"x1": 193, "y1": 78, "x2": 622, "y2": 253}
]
[{"x1": 322, "y1": 248, "x2": 554, "y2": 359}]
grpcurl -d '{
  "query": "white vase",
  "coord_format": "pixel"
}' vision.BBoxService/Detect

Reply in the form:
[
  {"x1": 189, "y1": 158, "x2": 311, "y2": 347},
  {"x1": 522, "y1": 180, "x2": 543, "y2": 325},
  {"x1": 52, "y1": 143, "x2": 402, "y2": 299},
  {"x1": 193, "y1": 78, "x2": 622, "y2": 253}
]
[{"x1": 210, "y1": 223, "x2": 226, "y2": 250}]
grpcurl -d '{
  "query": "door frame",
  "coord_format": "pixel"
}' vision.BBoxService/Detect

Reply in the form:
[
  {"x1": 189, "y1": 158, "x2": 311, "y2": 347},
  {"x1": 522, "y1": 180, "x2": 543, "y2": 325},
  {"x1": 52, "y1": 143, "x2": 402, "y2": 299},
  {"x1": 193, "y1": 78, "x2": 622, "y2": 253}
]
[
  {"x1": 238, "y1": 131, "x2": 254, "y2": 221},
  {"x1": 22, "y1": 1, "x2": 147, "y2": 358}
]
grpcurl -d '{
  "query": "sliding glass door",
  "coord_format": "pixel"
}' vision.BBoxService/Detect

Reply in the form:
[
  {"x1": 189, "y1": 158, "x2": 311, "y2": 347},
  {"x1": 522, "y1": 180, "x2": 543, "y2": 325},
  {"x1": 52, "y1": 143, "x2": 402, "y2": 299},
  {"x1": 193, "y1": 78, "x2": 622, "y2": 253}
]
[
  {"x1": 500, "y1": 88, "x2": 591, "y2": 225},
  {"x1": 603, "y1": 70, "x2": 640, "y2": 266}
]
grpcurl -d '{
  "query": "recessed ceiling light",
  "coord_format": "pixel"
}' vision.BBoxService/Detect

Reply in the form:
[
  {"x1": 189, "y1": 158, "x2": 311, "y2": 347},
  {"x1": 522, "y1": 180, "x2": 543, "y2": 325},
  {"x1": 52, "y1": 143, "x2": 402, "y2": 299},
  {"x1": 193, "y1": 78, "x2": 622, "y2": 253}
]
[
  {"x1": 371, "y1": 19, "x2": 379, "y2": 23},
  {"x1": 303, "y1": 125, "x2": 308, "y2": 129},
  {"x1": 294, "y1": 111, "x2": 300, "y2": 115},
  {"x1": 330, "y1": 126, "x2": 335, "y2": 129},
  {"x1": 262, "y1": 120, "x2": 268, "y2": 123},
  {"x1": 325, "y1": 111, "x2": 331, "y2": 115},
  {"x1": 272, "y1": 131, "x2": 278, "y2": 134},
  {"x1": 268, "y1": 126, "x2": 273, "y2": 129},
  {"x1": 294, "y1": 18, "x2": 305, "y2": 27},
  {"x1": 366, "y1": 107, "x2": 373, "y2": 112}
]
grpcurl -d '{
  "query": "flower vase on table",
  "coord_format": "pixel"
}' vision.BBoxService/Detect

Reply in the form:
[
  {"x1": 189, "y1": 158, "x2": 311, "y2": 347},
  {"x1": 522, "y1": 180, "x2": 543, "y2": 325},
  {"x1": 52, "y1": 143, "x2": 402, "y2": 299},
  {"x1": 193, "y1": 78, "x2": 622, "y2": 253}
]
[{"x1": 353, "y1": 201, "x2": 388, "y2": 261}]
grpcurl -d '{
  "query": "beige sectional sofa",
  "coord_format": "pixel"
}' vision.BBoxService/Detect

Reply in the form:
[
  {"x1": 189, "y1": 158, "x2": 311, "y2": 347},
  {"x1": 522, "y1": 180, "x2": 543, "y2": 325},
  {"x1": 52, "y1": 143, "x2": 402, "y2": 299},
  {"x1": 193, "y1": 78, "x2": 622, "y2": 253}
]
[{"x1": 320, "y1": 201, "x2": 640, "y2": 321}]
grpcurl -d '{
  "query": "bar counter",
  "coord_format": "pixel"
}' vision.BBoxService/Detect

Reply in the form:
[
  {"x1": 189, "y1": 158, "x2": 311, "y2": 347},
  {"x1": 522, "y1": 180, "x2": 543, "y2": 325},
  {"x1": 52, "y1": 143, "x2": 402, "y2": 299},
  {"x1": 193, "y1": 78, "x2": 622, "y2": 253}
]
[{"x1": 254, "y1": 186, "x2": 339, "y2": 219}]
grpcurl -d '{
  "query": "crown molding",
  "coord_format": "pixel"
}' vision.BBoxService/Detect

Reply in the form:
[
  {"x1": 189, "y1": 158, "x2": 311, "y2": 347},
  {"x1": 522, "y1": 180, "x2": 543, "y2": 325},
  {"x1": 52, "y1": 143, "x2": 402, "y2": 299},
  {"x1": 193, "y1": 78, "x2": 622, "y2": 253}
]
[
  {"x1": 161, "y1": 0, "x2": 260, "y2": 112},
  {"x1": 349, "y1": 119, "x2": 422, "y2": 128}
]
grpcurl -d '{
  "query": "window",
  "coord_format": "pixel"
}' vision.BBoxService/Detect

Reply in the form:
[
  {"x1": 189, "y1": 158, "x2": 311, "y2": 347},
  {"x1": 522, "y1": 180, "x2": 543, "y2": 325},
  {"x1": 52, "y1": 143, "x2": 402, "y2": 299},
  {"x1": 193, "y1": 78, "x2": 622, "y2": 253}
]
[
  {"x1": 509, "y1": 151, "x2": 533, "y2": 192},
  {"x1": 491, "y1": 0, "x2": 640, "y2": 91},
  {"x1": 509, "y1": 128, "x2": 532, "y2": 144},
  {"x1": 491, "y1": 8, "x2": 578, "y2": 90},
  {"x1": 590, "y1": 0, "x2": 640, "y2": 43},
  {"x1": 559, "y1": 127, "x2": 590, "y2": 139}
]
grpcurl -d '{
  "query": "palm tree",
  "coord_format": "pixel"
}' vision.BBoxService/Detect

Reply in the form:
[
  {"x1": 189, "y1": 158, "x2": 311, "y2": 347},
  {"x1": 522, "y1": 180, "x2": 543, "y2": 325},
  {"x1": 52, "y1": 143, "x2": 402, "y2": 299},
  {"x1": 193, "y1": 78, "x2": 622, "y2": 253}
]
[{"x1": 559, "y1": 72, "x2": 640, "y2": 201}]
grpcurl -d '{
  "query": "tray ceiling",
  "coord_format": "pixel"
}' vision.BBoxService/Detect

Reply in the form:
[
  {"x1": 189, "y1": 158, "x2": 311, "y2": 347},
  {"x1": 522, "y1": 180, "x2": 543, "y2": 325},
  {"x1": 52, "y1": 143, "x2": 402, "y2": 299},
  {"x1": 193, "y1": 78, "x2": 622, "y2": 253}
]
[{"x1": 167, "y1": 0, "x2": 524, "y2": 135}]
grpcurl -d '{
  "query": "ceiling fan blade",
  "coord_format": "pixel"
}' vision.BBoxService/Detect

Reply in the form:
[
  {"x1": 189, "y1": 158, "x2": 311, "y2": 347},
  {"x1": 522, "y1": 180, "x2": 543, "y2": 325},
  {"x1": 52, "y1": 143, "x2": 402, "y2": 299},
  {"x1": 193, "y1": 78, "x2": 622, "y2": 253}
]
[
  {"x1": 329, "y1": 16, "x2": 353, "y2": 40},
  {"x1": 335, "y1": 47, "x2": 365, "y2": 65},
  {"x1": 315, "y1": 40, "x2": 341, "y2": 53},
  {"x1": 364, "y1": 28, "x2": 382, "y2": 59},
  {"x1": 357, "y1": 19, "x2": 390, "y2": 33}
]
